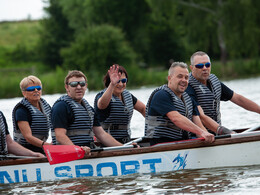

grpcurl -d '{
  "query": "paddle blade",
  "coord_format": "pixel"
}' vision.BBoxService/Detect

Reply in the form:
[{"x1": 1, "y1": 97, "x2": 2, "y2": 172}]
[{"x1": 43, "y1": 145, "x2": 85, "y2": 165}]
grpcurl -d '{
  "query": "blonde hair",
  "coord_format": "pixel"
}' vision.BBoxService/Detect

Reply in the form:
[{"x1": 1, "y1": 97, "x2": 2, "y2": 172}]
[{"x1": 20, "y1": 75, "x2": 42, "y2": 91}]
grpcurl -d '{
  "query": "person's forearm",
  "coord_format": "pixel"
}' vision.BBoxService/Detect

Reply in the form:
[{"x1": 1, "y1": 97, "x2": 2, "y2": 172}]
[
  {"x1": 97, "y1": 83, "x2": 115, "y2": 109},
  {"x1": 23, "y1": 135, "x2": 46, "y2": 148},
  {"x1": 168, "y1": 112, "x2": 204, "y2": 136},
  {"x1": 8, "y1": 141, "x2": 36, "y2": 156},
  {"x1": 231, "y1": 93, "x2": 260, "y2": 114},
  {"x1": 200, "y1": 115, "x2": 219, "y2": 133},
  {"x1": 96, "y1": 131, "x2": 122, "y2": 147},
  {"x1": 56, "y1": 135, "x2": 74, "y2": 145}
]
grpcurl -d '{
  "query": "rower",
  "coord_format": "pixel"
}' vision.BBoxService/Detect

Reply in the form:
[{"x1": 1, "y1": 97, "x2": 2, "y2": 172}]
[
  {"x1": 0, "y1": 110, "x2": 44, "y2": 159},
  {"x1": 186, "y1": 51, "x2": 260, "y2": 135},
  {"x1": 145, "y1": 62, "x2": 214, "y2": 146}
]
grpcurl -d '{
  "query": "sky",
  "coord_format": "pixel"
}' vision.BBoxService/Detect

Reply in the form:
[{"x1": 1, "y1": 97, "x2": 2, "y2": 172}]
[{"x1": 0, "y1": 0, "x2": 48, "y2": 21}]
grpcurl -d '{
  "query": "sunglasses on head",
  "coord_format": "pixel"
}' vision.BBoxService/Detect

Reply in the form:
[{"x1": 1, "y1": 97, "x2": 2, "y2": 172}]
[
  {"x1": 68, "y1": 81, "x2": 86, "y2": 87},
  {"x1": 194, "y1": 62, "x2": 211, "y2": 69},
  {"x1": 117, "y1": 78, "x2": 127, "y2": 84},
  {"x1": 25, "y1": 85, "x2": 42, "y2": 92}
]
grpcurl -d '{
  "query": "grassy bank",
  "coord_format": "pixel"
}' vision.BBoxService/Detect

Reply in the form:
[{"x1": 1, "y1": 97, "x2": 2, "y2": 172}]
[{"x1": 1, "y1": 60, "x2": 260, "y2": 99}]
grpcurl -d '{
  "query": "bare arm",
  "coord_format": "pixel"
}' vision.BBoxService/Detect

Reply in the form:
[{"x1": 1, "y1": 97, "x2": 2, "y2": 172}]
[
  {"x1": 231, "y1": 92, "x2": 260, "y2": 114},
  {"x1": 192, "y1": 115, "x2": 207, "y2": 132},
  {"x1": 166, "y1": 111, "x2": 214, "y2": 142},
  {"x1": 197, "y1": 105, "x2": 219, "y2": 133},
  {"x1": 97, "y1": 83, "x2": 115, "y2": 109},
  {"x1": 93, "y1": 126, "x2": 122, "y2": 147},
  {"x1": 55, "y1": 128, "x2": 74, "y2": 145},
  {"x1": 6, "y1": 135, "x2": 44, "y2": 157},
  {"x1": 134, "y1": 100, "x2": 146, "y2": 117},
  {"x1": 17, "y1": 121, "x2": 51, "y2": 147},
  {"x1": 97, "y1": 65, "x2": 121, "y2": 109}
]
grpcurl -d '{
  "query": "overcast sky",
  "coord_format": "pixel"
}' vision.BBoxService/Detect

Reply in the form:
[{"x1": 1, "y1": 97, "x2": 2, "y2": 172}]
[{"x1": 0, "y1": 0, "x2": 48, "y2": 21}]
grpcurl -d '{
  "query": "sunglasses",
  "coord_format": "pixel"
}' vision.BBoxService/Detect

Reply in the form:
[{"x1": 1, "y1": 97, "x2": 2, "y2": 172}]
[
  {"x1": 68, "y1": 81, "x2": 86, "y2": 87},
  {"x1": 25, "y1": 85, "x2": 42, "y2": 92},
  {"x1": 117, "y1": 78, "x2": 127, "y2": 84},
  {"x1": 194, "y1": 62, "x2": 211, "y2": 69}
]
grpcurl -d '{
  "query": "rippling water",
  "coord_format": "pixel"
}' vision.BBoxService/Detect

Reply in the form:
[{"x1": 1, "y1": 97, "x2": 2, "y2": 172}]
[{"x1": 0, "y1": 77, "x2": 260, "y2": 194}]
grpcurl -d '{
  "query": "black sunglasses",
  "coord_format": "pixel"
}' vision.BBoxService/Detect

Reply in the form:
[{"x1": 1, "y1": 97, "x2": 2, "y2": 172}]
[
  {"x1": 68, "y1": 81, "x2": 86, "y2": 87},
  {"x1": 117, "y1": 78, "x2": 127, "y2": 84}
]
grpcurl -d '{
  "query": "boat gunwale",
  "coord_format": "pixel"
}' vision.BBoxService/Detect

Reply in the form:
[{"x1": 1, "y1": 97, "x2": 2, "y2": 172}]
[{"x1": 1, "y1": 132, "x2": 260, "y2": 166}]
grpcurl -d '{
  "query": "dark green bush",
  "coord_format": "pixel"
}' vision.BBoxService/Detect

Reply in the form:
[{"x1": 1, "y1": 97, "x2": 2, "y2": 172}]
[{"x1": 61, "y1": 24, "x2": 137, "y2": 73}]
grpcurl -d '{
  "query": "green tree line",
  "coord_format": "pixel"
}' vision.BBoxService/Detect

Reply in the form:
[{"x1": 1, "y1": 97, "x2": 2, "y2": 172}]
[
  {"x1": 39, "y1": 0, "x2": 260, "y2": 69},
  {"x1": 1, "y1": 0, "x2": 260, "y2": 98}
]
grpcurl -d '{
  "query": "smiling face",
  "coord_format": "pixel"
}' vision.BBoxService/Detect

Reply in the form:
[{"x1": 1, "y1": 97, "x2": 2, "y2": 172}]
[
  {"x1": 113, "y1": 73, "x2": 127, "y2": 97},
  {"x1": 168, "y1": 66, "x2": 189, "y2": 98},
  {"x1": 65, "y1": 76, "x2": 87, "y2": 103},
  {"x1": 190, "y1": 54, "x2": 211, "y2": 85},
  {"x1": 22, "y1": 84, "x2": 42, "y2": 103}
]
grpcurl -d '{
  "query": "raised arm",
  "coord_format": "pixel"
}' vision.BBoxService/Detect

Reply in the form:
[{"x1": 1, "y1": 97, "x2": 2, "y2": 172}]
[{"x1": 97, "y1": 65, "x2": 121, "y2": 109}]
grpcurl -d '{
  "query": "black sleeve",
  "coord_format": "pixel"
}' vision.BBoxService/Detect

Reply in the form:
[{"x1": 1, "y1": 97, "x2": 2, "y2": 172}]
[
  {"x1": 51, "y1": 101, "x2": 73, "y2": 129},
  {"x1": 185, "y1": 84, "x2": 199, "y2": 105},
  {"x1": 131, "y1": 94, "x2": 138, "y2": 105},
  {"x1": 220, "y1": 82, "x2": 234, "y2": 101},
  {"x1": 191, "y1": 98, "x2": 200, "y2": 116}
]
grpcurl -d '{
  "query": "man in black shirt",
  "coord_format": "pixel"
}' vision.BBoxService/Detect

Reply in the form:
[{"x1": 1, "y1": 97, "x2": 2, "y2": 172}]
[{"x1": 186, "y1": 51, "x2": 260, "y2": 135}]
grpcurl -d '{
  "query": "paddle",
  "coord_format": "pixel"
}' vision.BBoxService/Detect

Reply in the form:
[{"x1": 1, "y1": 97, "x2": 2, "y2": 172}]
[
  {"x1": 0, "y1": 155, "x2": 36, "y2": 159},
  {"x1": 43, "y1": 144, "x2": 136, "y2": 165},
  {"x1": 241, "y1": 124, "x2": 260, "y2": 134},
  {"x1": 124, "y1": 137, "x2": 144, "y2": 146}
]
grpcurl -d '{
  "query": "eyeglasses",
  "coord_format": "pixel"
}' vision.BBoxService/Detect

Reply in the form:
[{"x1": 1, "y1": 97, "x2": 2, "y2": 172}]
[
  {"x1": 25, "y1": 86, "x2": 42, "y2": 92},
  {"x1": 194, "y1": 62, "x2": 211, "y2": 69},
  {"x1": 117, "y1": 78, "x2": 127, "y2": 84},
  {"x1": 68, "y1": 81, "x2": 86, "y2": 87}
]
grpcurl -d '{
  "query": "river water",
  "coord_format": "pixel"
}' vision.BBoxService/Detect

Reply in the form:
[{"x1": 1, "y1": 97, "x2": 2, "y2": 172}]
[{"x1": 0, "y1": 77, "x2": 260, "y2": 194}]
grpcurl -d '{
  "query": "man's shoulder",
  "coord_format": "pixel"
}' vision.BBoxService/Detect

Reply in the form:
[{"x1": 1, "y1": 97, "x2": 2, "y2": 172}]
[
  {"x1": 186, "y1": 84, "x2": 196, "y2": 95},
  {"x1": 52, "y1": 100, "x2": 70, "y2": 111}
]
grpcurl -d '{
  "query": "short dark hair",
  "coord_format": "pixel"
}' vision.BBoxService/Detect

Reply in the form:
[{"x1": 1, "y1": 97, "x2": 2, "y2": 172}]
[
  {"x1": 168, "y1": 62, "x2": 188, "y2": 76},
  {"x1": 103, "y1": 64, "x2": 128, "y2": 87},
  {"x1": 65, "y1": 70, "x2": 87, "y2": 84},
  {"x1": 190, "y1": 51, "x2": 210, "y2": 65}
]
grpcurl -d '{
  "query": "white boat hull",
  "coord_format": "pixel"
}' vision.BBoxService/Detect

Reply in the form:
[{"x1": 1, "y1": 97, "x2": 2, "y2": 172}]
[{"x1": 1, "y1": 138, "x2": 260, "y2": 184}]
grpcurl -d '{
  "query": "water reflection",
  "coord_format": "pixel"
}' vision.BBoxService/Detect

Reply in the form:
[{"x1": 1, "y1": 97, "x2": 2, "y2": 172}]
[{"x1": 2, "y1": 165, "x2": 260, "y2": 194}]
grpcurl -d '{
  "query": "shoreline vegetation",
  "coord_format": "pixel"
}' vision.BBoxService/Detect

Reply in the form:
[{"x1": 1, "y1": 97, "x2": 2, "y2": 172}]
[{"x1": 1, "y1": 20, "x2": 260, "y2": 99}]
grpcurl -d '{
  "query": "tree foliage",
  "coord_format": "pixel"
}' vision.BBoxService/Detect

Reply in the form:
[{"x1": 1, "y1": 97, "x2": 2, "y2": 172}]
[
  {"x1": 61, "y1": 24, "x2": 136, "y2": 73},
  {"x1": 38, "y1": 0, "x2": 74, "y2": 68},
  {"x1": 38, "y1": 0, "x2": 260, "y2": 70}
]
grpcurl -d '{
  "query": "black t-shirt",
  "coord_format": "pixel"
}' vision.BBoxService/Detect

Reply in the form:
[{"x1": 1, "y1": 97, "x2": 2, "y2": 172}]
[
  {"x1": 148, "y1": 90, "x2": 199, "y2": 116},
  {"x1": 51, "y1": 101, "x2": 100, "y2": 129},
  {"x1": 186, "y1": 81, "x2": 234, "y2": 105},
  {"x1": 15, "y1": 105, "x2": 32, "y2": 125}
]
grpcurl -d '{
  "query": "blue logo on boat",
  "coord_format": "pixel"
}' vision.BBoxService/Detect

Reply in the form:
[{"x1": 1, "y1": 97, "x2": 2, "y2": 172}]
[{"x1": 172, "y1": 153, "x2": 188, "y2": 170}]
